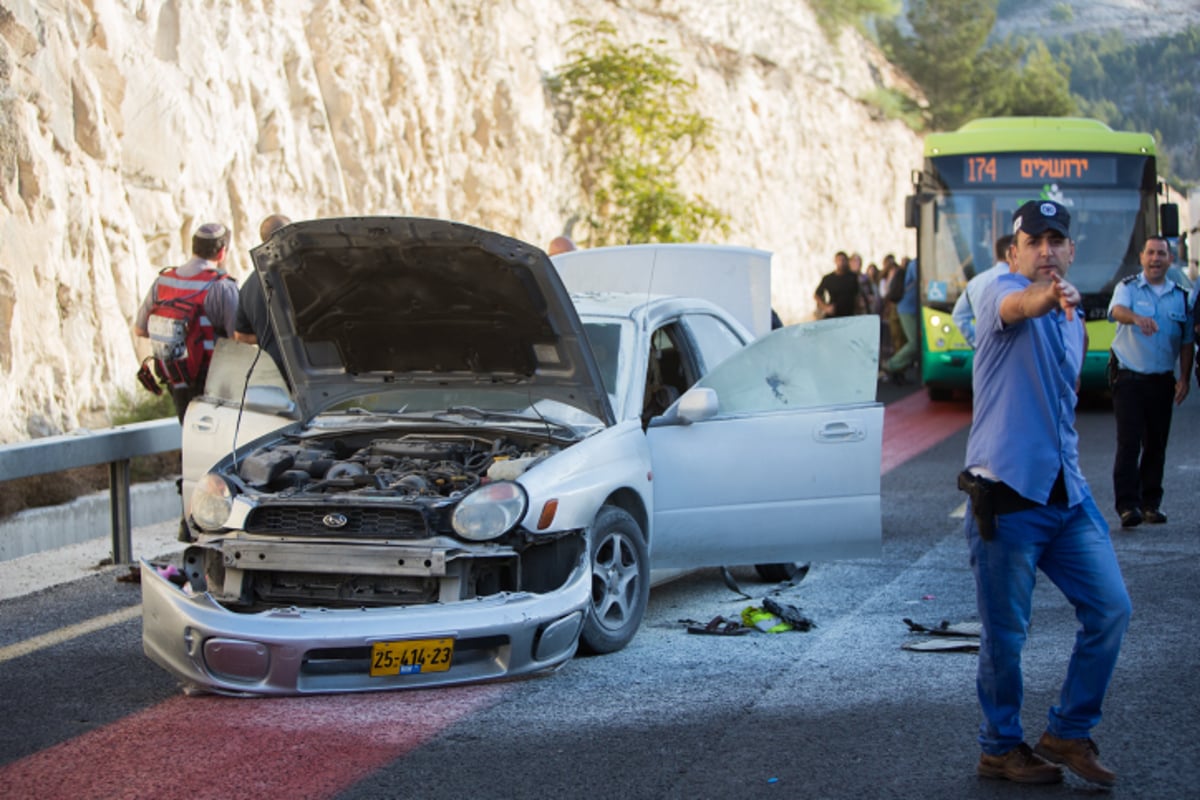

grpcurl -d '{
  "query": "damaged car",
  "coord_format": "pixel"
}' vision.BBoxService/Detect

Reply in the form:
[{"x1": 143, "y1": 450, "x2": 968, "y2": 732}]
[{"x1": 141, "y1": 217, "x2": 883, "y2": 696}]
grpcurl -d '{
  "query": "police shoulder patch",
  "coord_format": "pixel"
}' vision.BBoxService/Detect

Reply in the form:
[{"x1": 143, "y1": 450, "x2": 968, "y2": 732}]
[{"x1": 1120, "y1": 274, "x2": 1139, "y2": 284}]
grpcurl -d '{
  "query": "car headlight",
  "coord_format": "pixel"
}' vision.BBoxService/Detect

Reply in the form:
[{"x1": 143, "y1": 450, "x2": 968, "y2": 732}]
[
  {"x1": 452, "y1": 481, "x2": 527, "y2": 541},
  {"x1": 191, "y1": 473, "x2": 235, "y2": 531}
]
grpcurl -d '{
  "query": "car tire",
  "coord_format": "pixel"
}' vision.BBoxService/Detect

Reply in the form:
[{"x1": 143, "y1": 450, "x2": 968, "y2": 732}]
[
  {"x1": 579, "y1": 505, "x2": 650, "y2": 655},
  {"x1": 754, "y1": 562, "x2": 808, "y2": 583}
]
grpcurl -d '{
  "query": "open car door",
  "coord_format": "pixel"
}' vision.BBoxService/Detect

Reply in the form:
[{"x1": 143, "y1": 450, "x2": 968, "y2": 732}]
[
  {"x1": 646, "y1": 316, "x2": 882, "y2": 568},
  {"x1": 180, "y1": 340, "x2": 297, "y2": 518}
]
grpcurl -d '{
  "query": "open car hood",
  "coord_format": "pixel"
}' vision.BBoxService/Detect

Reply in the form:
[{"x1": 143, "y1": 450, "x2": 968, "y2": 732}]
[{"x1": 250, "y1": 217, "x2": 614, "y2": 425}]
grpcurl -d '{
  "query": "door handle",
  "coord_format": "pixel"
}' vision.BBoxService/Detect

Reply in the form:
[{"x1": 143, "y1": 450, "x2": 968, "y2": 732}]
[{"x1": 815, "y1": 421, "x2": 864, "y2": 443}]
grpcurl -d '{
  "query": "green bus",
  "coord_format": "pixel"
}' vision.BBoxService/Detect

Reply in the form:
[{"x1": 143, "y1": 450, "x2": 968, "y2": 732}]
[{"x1": 905, "y1": 117, "x2": 1181, "y2": 400}]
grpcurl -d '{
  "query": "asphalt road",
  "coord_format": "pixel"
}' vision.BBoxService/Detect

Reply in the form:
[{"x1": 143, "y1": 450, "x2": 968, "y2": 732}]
[{"x1": 2, "y1": 383, "x2": 1198, "y2": 799}]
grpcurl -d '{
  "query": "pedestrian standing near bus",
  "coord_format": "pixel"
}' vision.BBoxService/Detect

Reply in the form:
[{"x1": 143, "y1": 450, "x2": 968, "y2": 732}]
[
  {"x1": 813, "y1": 251, "x2": 859, "y2": 319},
  {"x1": 960, "y1": 200, "x2": 1130, "y2": 787},
  {"x1": 1107, "y1": 236, "x2": 1192, "y2": 528},
  {"x1": 880, "y1": 256, "x2": 918, "y2": 382},
  {"x1": 952, "y1": 234, "x2": 1013, "y2": 347},
  {"x1": 879, "y1": 253, "x2": 905, "y2": 359}
]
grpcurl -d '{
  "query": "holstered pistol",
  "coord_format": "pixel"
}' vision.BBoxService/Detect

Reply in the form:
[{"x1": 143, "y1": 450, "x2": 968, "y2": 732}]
[{"x1": 957, "y1": 470, "x2": 997, "y2": 541}]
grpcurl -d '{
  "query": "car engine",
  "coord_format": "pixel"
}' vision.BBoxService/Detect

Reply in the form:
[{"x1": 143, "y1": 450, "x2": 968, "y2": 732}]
[{"x1": 234, "y1": 433, "x2": 558, "y2": 498}]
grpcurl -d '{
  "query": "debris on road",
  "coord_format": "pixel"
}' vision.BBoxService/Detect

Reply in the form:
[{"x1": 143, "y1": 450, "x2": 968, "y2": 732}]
[
  {"x1": 683, "y1": 615, "x2": 751, "y2": 635},
  {"x1": 901, "y1": 617, "x2": 981, "y2": 652}
]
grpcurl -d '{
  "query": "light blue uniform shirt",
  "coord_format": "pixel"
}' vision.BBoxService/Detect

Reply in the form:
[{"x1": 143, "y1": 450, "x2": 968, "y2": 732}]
[
  {"x1": 951, "y1": 262, "x2": 1008, "y2": 347},
  {"x1": 965, "y1": 272, "x2": 1089, "y2": 506},
  {"x1": 1108, "y1": 274, "x2": 1193, "y2": 375}
]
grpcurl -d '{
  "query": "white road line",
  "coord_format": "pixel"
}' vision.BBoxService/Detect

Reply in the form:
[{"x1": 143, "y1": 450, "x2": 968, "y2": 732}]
[{"x1": 0, "y1": 605, "x2": 141, "y2": 664}]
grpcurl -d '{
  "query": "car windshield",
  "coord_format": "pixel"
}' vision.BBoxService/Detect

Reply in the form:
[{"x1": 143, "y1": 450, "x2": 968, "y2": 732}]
[{"x1": 581, "y1": 318, "x2": 634, "y2": 416}]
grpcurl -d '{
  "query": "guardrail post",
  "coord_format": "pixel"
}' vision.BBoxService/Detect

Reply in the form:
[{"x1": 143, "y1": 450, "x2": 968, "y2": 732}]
[{"x1": 109, "y1": 459, "x2": 133, "y2": 564}]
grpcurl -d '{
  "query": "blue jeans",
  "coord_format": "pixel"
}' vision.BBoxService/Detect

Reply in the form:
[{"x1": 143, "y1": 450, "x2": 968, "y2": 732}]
[{"x1": 965, "y1": 495, "x2": 1131, "y2": 754}]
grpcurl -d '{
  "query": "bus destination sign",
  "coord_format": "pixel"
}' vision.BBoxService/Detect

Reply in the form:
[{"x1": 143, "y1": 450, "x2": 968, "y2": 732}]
[{"x1": 964, "y1": 155, "x2": 1117, "y2": 186}]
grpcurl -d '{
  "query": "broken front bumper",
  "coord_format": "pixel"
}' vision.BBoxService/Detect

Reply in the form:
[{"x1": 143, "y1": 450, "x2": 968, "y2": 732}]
[{"x1": 139, "y1": 553, "x2": 589, "y2": 696}]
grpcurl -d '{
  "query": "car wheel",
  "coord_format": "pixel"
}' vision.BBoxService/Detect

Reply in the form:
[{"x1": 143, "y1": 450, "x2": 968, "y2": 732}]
[
  {"x1": 579, "y1": 505, "x2": 649, "y2": 655},
  {"x1": 754, "y1": 562, "x2": 809, "y2": 583}
]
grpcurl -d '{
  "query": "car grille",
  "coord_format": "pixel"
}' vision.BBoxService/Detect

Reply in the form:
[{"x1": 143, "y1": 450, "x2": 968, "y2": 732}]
[{"x1": 243, "y1": 506, "x2": 430, "y2": 538}]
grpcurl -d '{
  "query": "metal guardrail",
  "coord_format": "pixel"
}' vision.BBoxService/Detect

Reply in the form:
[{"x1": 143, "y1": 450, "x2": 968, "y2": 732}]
[{"x1": 0, "y1": 419, "x2": 181, "y2": 564}]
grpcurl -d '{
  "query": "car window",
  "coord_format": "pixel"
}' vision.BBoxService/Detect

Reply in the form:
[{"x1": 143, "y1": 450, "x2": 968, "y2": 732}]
[
  {"x1": 682, "y1": 312, "x2": 748, "y2": 374},
  {"x1": 582, "y1": 319, "x2": 634, "y2": 415},
  {"x1": 204, "y1": 339, "x2": 290, "y2": 403},
  {"x1": 696, "y1": 316, "x2": 880, "y2": 413},
  {"x1": 582, "y1": 322, "x2": 622, "y2": 394},
  {"x1": 643, "y1": 323, "x2": 699, "y2": 427}
]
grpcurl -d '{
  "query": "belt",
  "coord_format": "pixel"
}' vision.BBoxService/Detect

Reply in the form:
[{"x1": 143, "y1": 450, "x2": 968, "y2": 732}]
[
  {"x1": 993, "y1": 470, "x2": 1068, "y2": 514},
  {"x1": 1115, "y1": 369, "x2": 1174, "y2": 381}
]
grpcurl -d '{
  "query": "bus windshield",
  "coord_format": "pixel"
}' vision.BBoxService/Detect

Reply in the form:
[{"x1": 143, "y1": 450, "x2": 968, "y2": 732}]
[{"x1": 921, "y1": 152, "x2": 1155, "y2": 312}]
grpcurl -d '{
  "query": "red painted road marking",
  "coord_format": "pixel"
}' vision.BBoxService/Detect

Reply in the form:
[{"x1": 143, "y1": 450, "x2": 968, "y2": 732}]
[
  {"x1": 0, "y1": 685, "x2": 507, "y2": 800},
  {"x1": 882, "y1": 392, "x2": 972, "y2": 474}
]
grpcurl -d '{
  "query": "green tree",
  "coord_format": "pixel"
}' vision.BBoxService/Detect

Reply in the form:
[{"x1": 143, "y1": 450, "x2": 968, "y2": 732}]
[
  {"x1": 993, "y1": 40, "x2": 1076, "y2": 117},
  {"x1": 808, "y1": 0, "x2": 900, "y2": 36},
  {"x1": 1049, "y1": 3, "x2": 1074, "y2": 24},
  {"x1": 1047, "y1": 25, "x2": 1200, "y2": 183},
  {"x1": 880, "y1": 0, "x2": 1075, "y2": 131},
  {"x1": 878, "y1": 0, "x2": 997, "y2": 129},
  {"x1": 548, "y1": 21, "x2": 727, "y2": 246}
]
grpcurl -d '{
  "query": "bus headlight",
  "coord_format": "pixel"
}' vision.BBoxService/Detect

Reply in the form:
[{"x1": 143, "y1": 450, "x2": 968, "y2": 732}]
[
  {"x1": 191, "y1": 473, "x2": 235, "y2": 531},
  {"x1": 452, "y1": 481, "x2": 527, "y2": 541}
]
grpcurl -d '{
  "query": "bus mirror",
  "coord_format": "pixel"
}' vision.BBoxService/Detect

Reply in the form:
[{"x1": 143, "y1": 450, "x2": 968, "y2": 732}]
[
  {"x1": 1160, "y1": 203, "x2": 1179, "y2": 237},
  {"x1": 905, "y1": 195, "x2": 919, "y2": 229}
]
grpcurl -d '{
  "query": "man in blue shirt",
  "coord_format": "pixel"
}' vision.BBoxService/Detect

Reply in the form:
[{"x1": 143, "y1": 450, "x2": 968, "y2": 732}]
[
  {"x1": 951, "y1": 234, "x2": 1013, "y2": 347},
  {"x1": 962, "y1": 200, "x2": 1131, "y2": 787},
  {"x1": 1107, "y1": 236, "x2": 1193, "y2": 527}
]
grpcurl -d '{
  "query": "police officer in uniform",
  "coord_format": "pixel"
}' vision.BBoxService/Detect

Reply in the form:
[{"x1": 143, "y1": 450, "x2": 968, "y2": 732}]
[
  {"x1": 961, "y1": 200, "x2": 1130, "y2": 787},
  {"x1": 1107, "y1": 236, "x2": 1193, "y2": 528}
]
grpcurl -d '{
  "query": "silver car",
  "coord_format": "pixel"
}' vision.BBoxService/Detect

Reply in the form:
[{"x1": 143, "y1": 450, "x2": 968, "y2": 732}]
[{"x1": 142, "y1": 217, "x2": 883, "y2": 696}]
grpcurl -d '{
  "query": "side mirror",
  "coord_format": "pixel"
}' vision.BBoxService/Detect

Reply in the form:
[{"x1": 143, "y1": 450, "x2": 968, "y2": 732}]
[
  {"x1": 676, "y1": 387, "x2": 719, "y2": 424},
  {"x1": 1161, "y1": 203, "x2": 1180, "y2": 238}
]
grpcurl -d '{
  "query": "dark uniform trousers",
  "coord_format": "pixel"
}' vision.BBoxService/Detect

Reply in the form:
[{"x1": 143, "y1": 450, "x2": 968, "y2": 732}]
[{"x1": 1111, "y1": 369, "x2": 1176, "y2": 512}]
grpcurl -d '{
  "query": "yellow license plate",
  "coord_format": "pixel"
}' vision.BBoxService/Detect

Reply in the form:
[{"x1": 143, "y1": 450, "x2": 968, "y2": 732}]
[{"x1": 369, "y1": 638, "x2": 455, "y2": 677}]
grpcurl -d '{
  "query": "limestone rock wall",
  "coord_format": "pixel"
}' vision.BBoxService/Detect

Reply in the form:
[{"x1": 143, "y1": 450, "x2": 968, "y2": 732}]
[{"x1": 0, "y1": 0, "x2": 922, "y2": 443}]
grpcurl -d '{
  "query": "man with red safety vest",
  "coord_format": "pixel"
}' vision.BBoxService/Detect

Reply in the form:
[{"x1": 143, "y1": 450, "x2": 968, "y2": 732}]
[{"x1": 134, "y1": 222, "x2": 239, "y2": 422}]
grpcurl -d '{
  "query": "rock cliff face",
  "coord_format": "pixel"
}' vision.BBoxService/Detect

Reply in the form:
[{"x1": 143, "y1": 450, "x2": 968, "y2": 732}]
[{"x1": 0, "y1": 0, "x2": 922, "y2": 443}]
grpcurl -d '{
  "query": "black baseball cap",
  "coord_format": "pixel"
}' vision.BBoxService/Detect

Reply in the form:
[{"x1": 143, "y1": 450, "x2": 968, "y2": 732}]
[{"x1": 1012, "y1": 200, "x2": 1070, "y2": 238}]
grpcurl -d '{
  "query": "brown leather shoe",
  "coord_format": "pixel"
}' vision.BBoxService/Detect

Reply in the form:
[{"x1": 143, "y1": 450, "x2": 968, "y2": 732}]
[
  {"x1": 978, "y1": 743, "x2": 1063, "y2": 784},
  {"x1": 1034, "y1": 732, "x2": 1117, "y2": 787}
]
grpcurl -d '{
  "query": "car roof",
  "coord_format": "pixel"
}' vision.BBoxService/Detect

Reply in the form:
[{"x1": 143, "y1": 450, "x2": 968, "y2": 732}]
[{"x1": 572, "y1": 291, "x2": 754, "y2": 337}]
